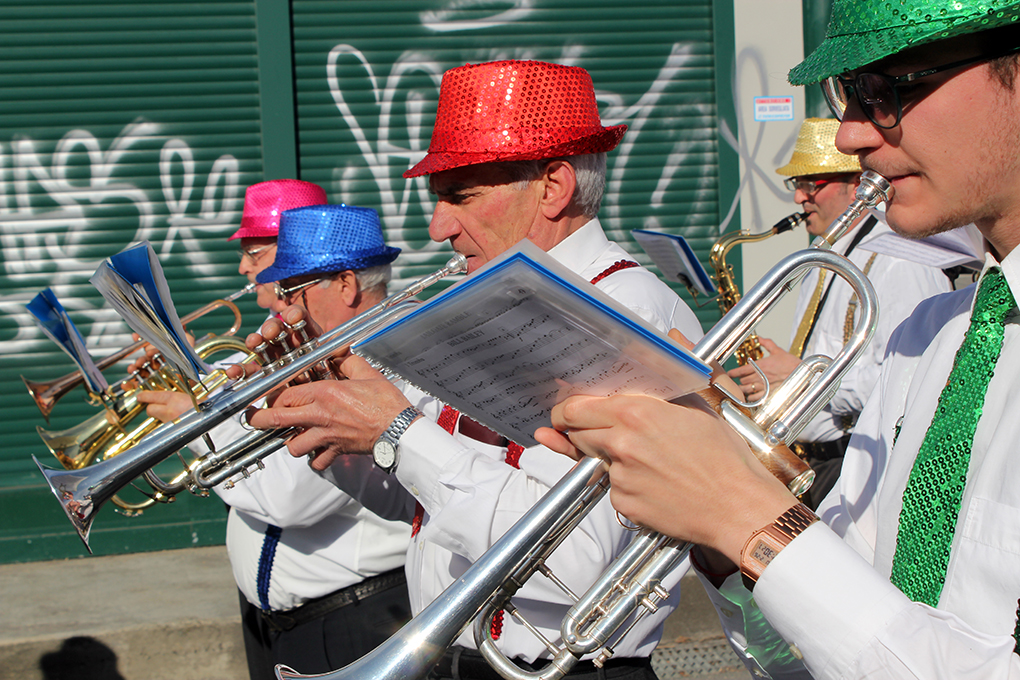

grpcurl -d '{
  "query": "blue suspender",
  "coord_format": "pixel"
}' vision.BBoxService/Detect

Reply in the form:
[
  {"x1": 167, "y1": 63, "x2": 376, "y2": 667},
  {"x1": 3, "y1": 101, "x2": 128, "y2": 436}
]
[{"x1": 256, "y1": 524, "x2": 283, "y2": 611}]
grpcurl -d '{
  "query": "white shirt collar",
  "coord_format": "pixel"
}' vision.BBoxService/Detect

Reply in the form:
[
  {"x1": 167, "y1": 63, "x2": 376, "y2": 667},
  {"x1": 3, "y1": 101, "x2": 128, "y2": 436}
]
[{"x1": 546, "y1": 218, "x2": 605, "y2": 269}]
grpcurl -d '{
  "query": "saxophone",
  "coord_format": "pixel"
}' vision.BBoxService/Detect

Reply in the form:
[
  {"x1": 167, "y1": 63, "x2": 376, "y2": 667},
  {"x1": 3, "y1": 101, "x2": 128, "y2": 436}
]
[{"x1": 710, "y1": 212, "x2": 807, "y2": 365}]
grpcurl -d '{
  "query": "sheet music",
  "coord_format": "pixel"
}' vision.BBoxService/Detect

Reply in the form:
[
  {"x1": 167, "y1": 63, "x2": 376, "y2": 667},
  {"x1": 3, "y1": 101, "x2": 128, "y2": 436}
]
[
  {"x1": 859, "y1": 224, "x2": 985, "y2": 270},
  {"x1": 27, "y1": 288, "x2": 109, "y2": 395},
  {"x1": 632, "y1": 229, "x2": 716, "y2": 295},
  {"x1": 354, "y1": 242, "x2": 711, "y2": 447},
  {"x1": 90, "y1": 241, "x2": 211, "y2": 382}
]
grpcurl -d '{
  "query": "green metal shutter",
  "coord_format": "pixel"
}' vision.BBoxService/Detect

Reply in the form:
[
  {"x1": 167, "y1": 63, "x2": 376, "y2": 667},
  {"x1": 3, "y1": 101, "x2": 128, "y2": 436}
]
[
  {"x1": 0, "y1": 0, "x2": 739, "y2": 564},
  {"x1": 291, "y1": 0, "x2": 733, "y2": 315},
  {"x1": 0, "y1": 0, "x2": 267, "y2": 562}
]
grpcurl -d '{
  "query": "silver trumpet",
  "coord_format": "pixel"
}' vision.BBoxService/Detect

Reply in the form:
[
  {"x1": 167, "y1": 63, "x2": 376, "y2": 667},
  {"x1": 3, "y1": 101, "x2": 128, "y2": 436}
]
[
  {"x1": 35, "y1": 254, "x2": 469, "y2": 552},
  {"x1": 274, "y1": 171, "x2": 892, "y2": 680}
]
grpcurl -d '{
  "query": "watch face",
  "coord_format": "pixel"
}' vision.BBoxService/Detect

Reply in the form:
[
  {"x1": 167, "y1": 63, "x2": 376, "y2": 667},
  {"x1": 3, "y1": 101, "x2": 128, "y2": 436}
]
[{"x1": 373, "y1": 440, "x2": 397, "y2": 469}]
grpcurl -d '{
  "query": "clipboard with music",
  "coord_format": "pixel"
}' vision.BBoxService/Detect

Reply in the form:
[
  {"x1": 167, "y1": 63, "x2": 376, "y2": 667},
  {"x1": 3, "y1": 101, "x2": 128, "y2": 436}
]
[{"x1": 353, "y1": 241, "x2": 711, "y2": 447}]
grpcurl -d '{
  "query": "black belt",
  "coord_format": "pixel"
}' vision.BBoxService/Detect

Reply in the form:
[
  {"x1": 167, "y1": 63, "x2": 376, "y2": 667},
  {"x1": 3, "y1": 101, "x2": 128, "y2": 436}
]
[
  {"x1": 431, "y1": 646, "x2": 652, "y2": 680},
  {"x1": 792, "y1": 434, "x2": 852, "y2": 463},
  {"x1": 261, "y1": 567, "x2": 406, "y2": 632}
]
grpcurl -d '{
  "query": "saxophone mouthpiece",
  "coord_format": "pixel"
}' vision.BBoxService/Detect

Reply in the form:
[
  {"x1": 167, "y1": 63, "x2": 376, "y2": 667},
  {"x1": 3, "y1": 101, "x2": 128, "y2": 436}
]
[{"x1": 772, "y1": 212, "x2": 808, "y2": 235}]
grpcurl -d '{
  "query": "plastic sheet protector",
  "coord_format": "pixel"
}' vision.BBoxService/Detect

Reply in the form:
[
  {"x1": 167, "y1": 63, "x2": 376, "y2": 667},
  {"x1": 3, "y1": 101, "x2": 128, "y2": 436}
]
[{"x1": 354, "y1": 241, "x2": 711, "y2": 447}]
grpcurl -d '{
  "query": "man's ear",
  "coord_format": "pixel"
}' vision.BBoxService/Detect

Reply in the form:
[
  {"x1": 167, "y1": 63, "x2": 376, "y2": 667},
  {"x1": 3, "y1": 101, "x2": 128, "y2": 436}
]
[
  {"x1": 335, "y1": 270, "x2": 360, "y2": 308},
  {"x1": 539, "y1": 161, "x2": 578, "y2": 220}
]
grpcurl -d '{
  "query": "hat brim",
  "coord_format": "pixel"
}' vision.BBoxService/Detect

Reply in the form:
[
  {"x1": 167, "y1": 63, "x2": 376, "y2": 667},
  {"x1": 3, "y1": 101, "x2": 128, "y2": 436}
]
[
  {"x1": 228, "y1": 224, "x2": 279, "y2": 241},
  {"x1": 775, "y1": 157, "x2": 861, "y2": 177},
  {"x1": 256, "y1": 246, "x2": 401, "y2": 284},
  {"x1": 403, "y1": 125, "x2": 627, "y2": 178},
  {"x1": 789, "y1": 9, "x2": 1020, "y2": 85}
]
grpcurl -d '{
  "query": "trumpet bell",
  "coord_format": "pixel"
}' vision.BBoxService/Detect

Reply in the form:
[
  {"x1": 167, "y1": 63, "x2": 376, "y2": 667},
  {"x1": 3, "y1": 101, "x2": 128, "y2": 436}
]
[{"x1": 22, "y1": 375, "x2": 64, "y2": 423}]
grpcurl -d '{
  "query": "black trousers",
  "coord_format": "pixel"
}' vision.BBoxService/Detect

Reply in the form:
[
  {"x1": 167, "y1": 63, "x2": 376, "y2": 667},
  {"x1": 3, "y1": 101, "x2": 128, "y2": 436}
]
[
  {"x1": 428, "y1": 647, "x2": 659, "y2": 680},
  {"x1": 797, "y1": 434, "x2": 852, "y2": 510},
  {"x1": 239, "y1": 578, "x2": 412, "y2": 680}
]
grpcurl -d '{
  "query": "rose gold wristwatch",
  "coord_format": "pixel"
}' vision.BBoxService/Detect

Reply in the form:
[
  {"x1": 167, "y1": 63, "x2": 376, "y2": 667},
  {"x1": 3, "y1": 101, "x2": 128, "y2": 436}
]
[{"x1": 740, "y1": 502, "x2": 818, "y2": 591}]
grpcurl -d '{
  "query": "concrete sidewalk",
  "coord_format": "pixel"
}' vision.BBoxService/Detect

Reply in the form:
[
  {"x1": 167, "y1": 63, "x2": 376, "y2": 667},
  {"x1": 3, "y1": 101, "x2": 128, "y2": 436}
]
[{"x1": 0, "y1": 546, "x2": 747, "y2": 680}]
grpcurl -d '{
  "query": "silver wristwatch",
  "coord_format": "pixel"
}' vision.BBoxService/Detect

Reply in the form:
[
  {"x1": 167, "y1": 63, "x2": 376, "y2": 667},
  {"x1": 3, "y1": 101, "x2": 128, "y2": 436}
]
[{"x1": 373, "y1": 407, "x2": 422, "y2": 474}]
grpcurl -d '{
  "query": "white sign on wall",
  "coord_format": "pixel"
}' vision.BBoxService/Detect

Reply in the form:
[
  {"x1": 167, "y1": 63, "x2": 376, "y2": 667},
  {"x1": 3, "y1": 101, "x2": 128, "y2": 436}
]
[{"x1": 753, "y1": 96, "x2": 794, "y2": 121}]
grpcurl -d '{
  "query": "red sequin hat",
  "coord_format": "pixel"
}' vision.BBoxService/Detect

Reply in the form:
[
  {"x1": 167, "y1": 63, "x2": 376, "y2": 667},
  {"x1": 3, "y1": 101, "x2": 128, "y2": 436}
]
[
  {"x1": 227, "y1": 179, "x2": 327, "y2": 240},
  {"x1": 404, "y1": 60, "x2": 627, "y2": 178}
]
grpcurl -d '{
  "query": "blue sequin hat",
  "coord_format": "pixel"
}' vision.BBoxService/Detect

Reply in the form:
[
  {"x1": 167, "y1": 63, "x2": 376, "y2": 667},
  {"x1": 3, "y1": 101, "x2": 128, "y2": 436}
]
[
  {"x1": 256, "y1": 204, "x2": 400, "y2": 283},
  {"x1": 789, "y1": 0, "x2": 1020, "y2": 85}
]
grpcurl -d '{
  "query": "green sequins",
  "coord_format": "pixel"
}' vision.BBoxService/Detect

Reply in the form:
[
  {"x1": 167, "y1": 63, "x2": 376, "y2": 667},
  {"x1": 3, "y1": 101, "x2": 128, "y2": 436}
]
[{"x1": 890, "y1": 268, "x2": 1015, "y2": 606}]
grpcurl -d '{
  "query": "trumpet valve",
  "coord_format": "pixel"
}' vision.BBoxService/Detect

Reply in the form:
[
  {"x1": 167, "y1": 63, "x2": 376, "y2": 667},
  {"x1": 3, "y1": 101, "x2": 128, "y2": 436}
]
[
  {"x1": 287, "y1": 319, "x2": 312, "y2": 345},
  {"x1": 253, "y1": 341, "x2": 273, "y2": 365}
]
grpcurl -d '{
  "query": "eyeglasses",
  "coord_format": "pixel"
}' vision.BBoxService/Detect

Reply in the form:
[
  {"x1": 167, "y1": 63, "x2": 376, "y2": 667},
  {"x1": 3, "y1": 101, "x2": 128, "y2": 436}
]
[
  {"x1": 237, "y1": 243, "x2": 276, "y2": 264},
  {"x1": 783, "y1": 176, "x2": 847, "y2": 194},
  {"x1": 823, "y1": 45, "x2": 1020, "y2": 129},
  {"x1": 273, "y1": 276, "x2": 325, "y2": 302}
]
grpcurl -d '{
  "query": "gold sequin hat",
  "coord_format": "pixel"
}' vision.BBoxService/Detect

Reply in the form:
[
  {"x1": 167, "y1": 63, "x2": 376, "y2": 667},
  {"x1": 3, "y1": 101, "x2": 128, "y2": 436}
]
[
  {"x1": 789, "y1": 0, "x2": 1020, "y2": 85},
  {"x1": 403, "y1": 60, "x2": 627, "y2": 178},
  {"x1": 775, "y1": 118, "x2": 862, "y2": 177}
]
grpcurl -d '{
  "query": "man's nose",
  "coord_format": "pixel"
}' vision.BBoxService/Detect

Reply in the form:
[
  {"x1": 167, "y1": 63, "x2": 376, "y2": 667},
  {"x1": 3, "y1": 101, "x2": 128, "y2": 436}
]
[{"x1": 428, "y1": 202, "x2": 460, "y2": 244}]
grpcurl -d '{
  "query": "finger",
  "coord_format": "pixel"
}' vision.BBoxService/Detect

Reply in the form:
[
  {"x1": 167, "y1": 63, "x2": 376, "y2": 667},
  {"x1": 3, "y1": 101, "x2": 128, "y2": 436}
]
[
  {"x1": 284, "y1": 428, "x2": 326, "y2": 459},
  {"x1": 338, "y1": 354, "x2": 385, "y2": 381},
  {"x1": 246, "y1": 402, "x2": 310, "y2": 431},
  {"x1": 307, "y1": 447, "x2": 340, "y2": 471},
  {"x1": 135, "y1": 391, "x2": 168, "y2": 405},
  {"x1": 667, "y1": 328, "x2": 695, "y2": 350},
  {"x1": 549, "y1": 394, "x2": 616, "y2": 431},
  {"x1": 245, "y1": 330, "x2": 271, "y2": 351},
  {"x1": 534, "y1": 427, "x2": 582, "y2": 460},
  {"x1": 726, "y1": 364, "x2": 754, "y2": 381},
  {"x1": 280, "y1": 304, "x2": 307, "y2": 325}
]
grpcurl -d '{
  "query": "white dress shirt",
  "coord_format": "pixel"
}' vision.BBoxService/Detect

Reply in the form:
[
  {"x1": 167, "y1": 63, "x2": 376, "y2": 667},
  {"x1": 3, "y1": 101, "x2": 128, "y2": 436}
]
[
  {"x1": 700, "y1": 250, "x2": 1020, "y2": 680},
  {"x1": 792, "y1": 214, "x2": 951, "y2": 443},
  {"x1": 329, "y1": 218, "x2": 704, "y2": 663},
  {"x1": 201, "y1": 354, "x2": 412, "y2": 612}
]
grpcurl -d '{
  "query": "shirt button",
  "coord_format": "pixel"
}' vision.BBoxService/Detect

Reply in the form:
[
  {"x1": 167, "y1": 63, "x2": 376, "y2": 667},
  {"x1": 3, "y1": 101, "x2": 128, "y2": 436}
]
[{"x1": 411, "y1": 485, "x2": 420, "y2": 496}]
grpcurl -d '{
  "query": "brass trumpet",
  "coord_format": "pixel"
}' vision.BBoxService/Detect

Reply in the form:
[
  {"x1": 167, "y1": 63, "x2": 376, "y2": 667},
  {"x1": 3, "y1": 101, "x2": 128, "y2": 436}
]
[
  {"x1": 36, "y1": 334, "x2": 254, "y2": 515},
  {"x1": 35, "y1": 255, "x2": 468, "y2": 551},
  {"x1": 274, "y1": 170, "x2": 892, "y2": 680},
  {"x1": 22, "y1": 283, "x2": 254, "y2": 421}
]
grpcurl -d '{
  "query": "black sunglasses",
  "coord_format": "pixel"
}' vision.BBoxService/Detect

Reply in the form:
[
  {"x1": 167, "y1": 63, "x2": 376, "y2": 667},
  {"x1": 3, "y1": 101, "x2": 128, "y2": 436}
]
[{"x1": 822, "y1": 45, "x2": 1020, "y2": 129}]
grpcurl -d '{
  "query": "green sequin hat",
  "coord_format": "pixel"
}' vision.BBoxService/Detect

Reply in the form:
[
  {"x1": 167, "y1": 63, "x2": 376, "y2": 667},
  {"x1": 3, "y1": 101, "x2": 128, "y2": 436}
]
[{"x1": 789, "y1": 0, "x2": 1020, "y2": 85}]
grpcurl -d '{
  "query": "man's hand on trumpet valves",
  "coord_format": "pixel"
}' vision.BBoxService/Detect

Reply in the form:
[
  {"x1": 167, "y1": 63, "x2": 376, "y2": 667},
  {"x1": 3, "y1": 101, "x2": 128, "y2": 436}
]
[
  {"x1": 726, "y1": 338, "x2": 798, "y2": 400},
  {"x1": 136, "y1": 390, "x2": 196, "y2": 424},
  {"x1": 125, "y1": 332, "x2": 201, "y2": 423},
  {"x1": 535, "y1": 392, "x2": 798, "y2": 566},
  {"x1": 246, "y1": 353, "x2": 413, "y2": 471},
  {"x1": 534, "y1": 326, "x2": 798, "y2": 567},
  {"x1": 222, "y1": 304, "x2": 326, "y2": 382}
]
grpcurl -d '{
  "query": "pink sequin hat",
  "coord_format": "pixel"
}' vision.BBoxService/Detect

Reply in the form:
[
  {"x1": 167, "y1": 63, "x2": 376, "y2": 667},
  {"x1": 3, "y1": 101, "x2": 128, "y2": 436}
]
[
  {"x1": 403, "y1": 60, "x2": 627, "y2": 178},
  {"x1": 227, "y1": 179, "x2": 328, "y2": 240}
]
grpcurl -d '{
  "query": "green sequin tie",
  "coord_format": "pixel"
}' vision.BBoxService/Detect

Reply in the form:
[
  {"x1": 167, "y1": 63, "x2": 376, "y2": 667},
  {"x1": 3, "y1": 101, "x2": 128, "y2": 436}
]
[{"x1": 890, "y1": 267, "x2": 1015, "y2": 606}]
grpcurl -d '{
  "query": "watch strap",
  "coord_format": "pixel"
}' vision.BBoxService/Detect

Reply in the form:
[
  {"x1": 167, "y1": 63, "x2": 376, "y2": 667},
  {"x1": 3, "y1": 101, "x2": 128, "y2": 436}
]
[
  {"x1": 740, "y1": 502, "x2": 818, "y2": 591},
  {"x1": 375, "y1": 406, "x2": 423, "y2": 473}
]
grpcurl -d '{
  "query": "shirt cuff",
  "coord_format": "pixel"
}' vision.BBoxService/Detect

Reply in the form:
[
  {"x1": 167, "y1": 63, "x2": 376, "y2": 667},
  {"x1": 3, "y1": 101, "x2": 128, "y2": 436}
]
[
  {"x1": 753, "y1": 522, "x2": 915, "y2": 678},
  {"x1": 393, "y1": 417, "x2": 467, "y2": 512}
]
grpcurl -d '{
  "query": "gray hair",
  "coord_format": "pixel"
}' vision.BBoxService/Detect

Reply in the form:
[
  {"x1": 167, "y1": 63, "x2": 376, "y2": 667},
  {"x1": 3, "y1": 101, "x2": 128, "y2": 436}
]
[
  {"x1": 498, "y1": 153, "x2": 608, "y2": 218},
  {"x1": 319, "y1": 264, "x2": 391, "y2": 298}
]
